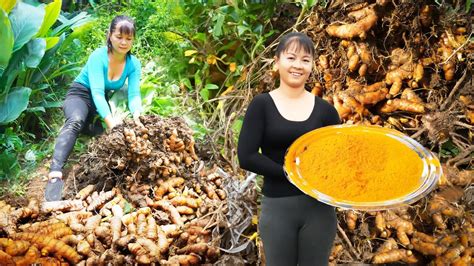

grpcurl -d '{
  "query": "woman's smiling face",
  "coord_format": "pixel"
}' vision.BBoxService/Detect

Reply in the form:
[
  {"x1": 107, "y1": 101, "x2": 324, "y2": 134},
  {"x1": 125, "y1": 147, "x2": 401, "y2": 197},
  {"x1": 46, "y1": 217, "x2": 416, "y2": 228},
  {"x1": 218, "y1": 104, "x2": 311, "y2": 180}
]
[{"x1": 275, "y1": 43, "x2": 313, "y2": 90}]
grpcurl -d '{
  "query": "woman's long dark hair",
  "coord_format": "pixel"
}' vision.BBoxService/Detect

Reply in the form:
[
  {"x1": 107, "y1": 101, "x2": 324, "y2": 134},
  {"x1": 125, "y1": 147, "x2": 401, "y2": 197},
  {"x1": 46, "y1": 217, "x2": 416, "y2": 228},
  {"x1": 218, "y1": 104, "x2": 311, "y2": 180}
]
[
  {"x1": 107, "y1": 15, "x2": 136, "y2": 55},
  {"x1": 275, "y1": 32, "x2": 315, "y2": 58}
]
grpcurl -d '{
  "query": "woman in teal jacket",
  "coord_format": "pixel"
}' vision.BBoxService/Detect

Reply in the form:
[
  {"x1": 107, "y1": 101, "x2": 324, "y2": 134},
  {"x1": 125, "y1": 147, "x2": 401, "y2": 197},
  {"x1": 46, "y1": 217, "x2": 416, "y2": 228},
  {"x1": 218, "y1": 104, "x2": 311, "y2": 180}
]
[{"x1": 45, "y1": 15, "x2": 142, "y2": 201}]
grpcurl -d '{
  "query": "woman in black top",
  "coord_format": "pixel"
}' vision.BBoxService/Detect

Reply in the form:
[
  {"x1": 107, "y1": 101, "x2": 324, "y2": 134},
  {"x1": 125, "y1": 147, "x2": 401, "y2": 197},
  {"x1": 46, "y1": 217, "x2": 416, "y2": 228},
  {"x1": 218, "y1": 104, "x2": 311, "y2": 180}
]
[{"x1": 237, "y1": 32, "x2": 340, "y2": 266}]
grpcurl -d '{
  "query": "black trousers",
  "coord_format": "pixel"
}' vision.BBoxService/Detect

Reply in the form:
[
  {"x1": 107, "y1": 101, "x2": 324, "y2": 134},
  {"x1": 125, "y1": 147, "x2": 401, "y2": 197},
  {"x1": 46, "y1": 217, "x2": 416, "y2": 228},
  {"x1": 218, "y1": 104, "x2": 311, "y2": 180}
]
[
  {"x1": 50, "y1": 83, "x2": 104, "y2": 172},
  {"x1": 259, "y1": 194, "x2": 337, "y2": 266}
]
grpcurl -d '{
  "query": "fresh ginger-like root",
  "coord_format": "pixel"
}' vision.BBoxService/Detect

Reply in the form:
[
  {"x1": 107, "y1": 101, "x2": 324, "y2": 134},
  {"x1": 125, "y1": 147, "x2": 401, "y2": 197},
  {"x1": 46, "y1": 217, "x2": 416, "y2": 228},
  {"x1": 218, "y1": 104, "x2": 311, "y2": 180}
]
[
  {"x1": 376, "y1": 238, "x2": 398, "y2": 253},
  {"x1": 137, "y1": 237, "x2": 161, "y2": 261},
  {"x1": 0, "y1": 239, "x2": 30, "y2": 256},
  {"x1": 386, "y1": 64, "x2": 413, "y2": 96},
  {"x1": 412, "y1": 231, "x2": 437, "y2": 243},
  {"x1": 372, "y1": 249, "x2": 412, "y2": 264},
  {"x1": 413, "y1": 63, "x2": 424, "y2": 82},
  {"x1": 75, "y1": 185, "x2": 95, "y2": 200},
  {"x1": 171, "y1": 196, "x2": 201, "y2": 209},
  {"x1": 153, "y1": 200, "x2": 184, "y2": 226},
  {"x1": 401, "y1": 88, "x2": 422, "y2": 103},
  {"x1": 84, "y1": 215, "x2": 102, "y2": 232},
  {"x1": 41, "y1": 200, "x2": 84, "y2": 213},
  {"x1": 12, "y1": 232, "x2": 81, "y2": 263},
  {"x1": 432, "y1": 213, "x2": 447, "y2": 230},
  {"x1": 110, "y1": 216, "x2": 122, "y2": 243},
  {"x1": 136, "y1": 213, "x2": 147, "y2": 237},
  {"x1": 14, "y1": 245, "x2": 40, "y2": 266},
  {"x1": 146, "y1": 215, "x2": 158, "y2": 240},
  {"x1": 76, "y1": 240, "x2": 92, "y2": 256},
  {"x1": 55, "y1": 211, "x2": 92, "y2": 226},
  {"x1": 429, "y1": 195, "x2": 464, "y2": 217},
  {"x1": 318, "y1": 55, "x2": 329, "y2": 70},
  {"x1": 177, "y1": 242, "x2": 209, "y2": 256},
  {"x1": 380, "y1": 99, "x2": 425, "y2": 114},
  {"x1": 329, "y1": 244, "x2": 343, "y2": 261},
  {"x1": 19, "y1": 219, "x2": 61, "y2": 232},
  {"x1": 383, "y1": 211, "x2": 413, "y2": 246},
  {"x1": 439, "y1": 43, "x2": 455, "y2": 81},
  {"x1": 375, "y1": 212, "x2": 388, "y2": 237},
  {"x1": 0, "y1": 249, "x2": 15, "y2": 265},
  {"x1": 86, "y1": 189, "x2": 117, "y2": 211},
  {"x1": 128, "y1": 242, "x2": 147, "y2": 256},
  {"x1": 60, "y1": 234, "x2": 83, "y2": 246},
  {"x1": 176, "y1": 206, "x2": 194, "y2": 215},
  {"x1": 32, "y1": 257, "x2": 62, "y2": 265},
  {"x1": 326, "y1": 6, "x2": 378, "y2": 39},
  {"x1": 348, "y1": 54, "x2": 360, "y2": 72},
  {"x1": 434, "y1": 244, "x2": 465, "y2": 265},
  {"x1": 37, "y1": 222, "x2": 67, "y2": 234},
  {"x1": 411, "y1": 237, "x2": 447, "y2": 256},
  {"x1": 155, "y1": 177, "x2": 185, "y2": 199},
  {"x1": 353, "y1": 87, "x2": 388, "y2": 105},
  {"x1": 160, "y1": 254, "x2": 200, "y2": 265},
  {"x1": 439, "y1": 234, "x2": 459, "y2": 247},
  {"x1": 345, "y1": 211, "x2": 358, "y2": 231}
]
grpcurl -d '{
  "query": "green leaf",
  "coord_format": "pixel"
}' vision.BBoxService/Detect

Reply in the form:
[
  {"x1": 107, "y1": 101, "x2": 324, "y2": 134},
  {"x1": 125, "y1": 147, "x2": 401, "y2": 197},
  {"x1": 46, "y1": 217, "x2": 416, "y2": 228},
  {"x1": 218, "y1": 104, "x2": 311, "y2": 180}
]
[
  {"x1": 36, "y1": 0, "x2": 61, "y2": 37},
  {"x1": 0, "y1": 0, "x2": 16, "y2": 14},
  {"x1": 9, "y1": 1, "x2": 45, "y2": 52},
  {"x1": 194, "y1": 71, "x2": 202, "y2": 87},
  {"x1": 25, "y1": 38, "x2": 46, "y2": 68},
  {"x1": 52, "y1": 12, "x2": 93, "y2": 36},
  {"x1": 204, "y1": 83, "x2": 219, "y2": 90},
  {"x1": 44, "y1": 36, "x2": 59, "y2": 50},
  {"x1": 0, "y1": 9, "x2": 14, "y2": 76},
  {"x1": 0, "y1": 87, "x2": 31, "y2": 124},
  {"x1": 200, "y1": 88, "x2": 210, "y2": 101},
  {"x1": 467, "y1": 0, "x2": 472, "y2": 12},
  {"x1": 0, "y1": 45, "x2": 29, "y2": 94},
  {"x1": 212, "y1": 13, "x2": 225, "y2": 37},
  {"x1": 181, "y1": 78, "x2": 192, "y2": 90}
]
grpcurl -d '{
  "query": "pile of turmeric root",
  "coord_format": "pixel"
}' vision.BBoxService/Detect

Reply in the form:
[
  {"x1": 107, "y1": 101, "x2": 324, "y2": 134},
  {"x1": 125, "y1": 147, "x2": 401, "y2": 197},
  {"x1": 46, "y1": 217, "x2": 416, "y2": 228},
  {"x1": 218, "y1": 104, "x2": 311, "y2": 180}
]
[
  {"x1": 0, "y1": 115, "x2": 255, "y2": 265},
  {"x1": 333, "y1": 165, "x2": 473, "y2": 265},
  {"x1": 298, "y1": 1, "x2": 474, "y2": 264},
  {"x1": 0, "y1": 167, "x2": 226, "y2": 265}
]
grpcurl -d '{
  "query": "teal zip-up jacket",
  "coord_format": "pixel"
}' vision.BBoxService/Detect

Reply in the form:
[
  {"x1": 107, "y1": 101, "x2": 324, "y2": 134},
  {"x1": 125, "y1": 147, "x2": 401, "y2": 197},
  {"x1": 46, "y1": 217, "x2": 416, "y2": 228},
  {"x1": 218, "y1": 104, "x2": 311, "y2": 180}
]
[{"x1": 74, "y1": 46, "x2": 142, "y2": 118}]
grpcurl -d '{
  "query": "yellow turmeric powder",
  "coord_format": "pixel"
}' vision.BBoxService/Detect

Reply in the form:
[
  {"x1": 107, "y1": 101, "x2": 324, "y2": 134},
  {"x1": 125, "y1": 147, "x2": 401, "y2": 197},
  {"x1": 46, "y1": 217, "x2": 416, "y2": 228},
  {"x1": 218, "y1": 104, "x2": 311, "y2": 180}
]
[{"x1": 289, "y1": 127, "x2": 423, "y2": 202}]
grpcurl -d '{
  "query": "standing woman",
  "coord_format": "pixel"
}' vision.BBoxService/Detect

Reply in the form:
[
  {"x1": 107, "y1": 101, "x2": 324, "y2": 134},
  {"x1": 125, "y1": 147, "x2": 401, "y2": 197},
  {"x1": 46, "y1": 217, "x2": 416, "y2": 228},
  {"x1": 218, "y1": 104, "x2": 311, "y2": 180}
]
[
  {"x1": 45, "y1": 15, "x2": 142, "y2": 201},
  {"x1": 237, "y1": 32, "x2": 341, "y2": 266}
]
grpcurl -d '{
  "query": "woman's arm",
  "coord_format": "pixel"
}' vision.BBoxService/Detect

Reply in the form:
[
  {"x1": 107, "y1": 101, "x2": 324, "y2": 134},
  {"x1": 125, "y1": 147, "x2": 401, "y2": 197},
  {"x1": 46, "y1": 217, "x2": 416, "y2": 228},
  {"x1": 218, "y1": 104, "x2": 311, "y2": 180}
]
[
  {"x1": 88, "y1": 53, "x2": 112, "y2": 120},
  {"x1": 237, "y1": 96, "x2": 286, "y2": 177},
  {"x1": 127, "y1": 57, "x2": 142, "y2": 117}
]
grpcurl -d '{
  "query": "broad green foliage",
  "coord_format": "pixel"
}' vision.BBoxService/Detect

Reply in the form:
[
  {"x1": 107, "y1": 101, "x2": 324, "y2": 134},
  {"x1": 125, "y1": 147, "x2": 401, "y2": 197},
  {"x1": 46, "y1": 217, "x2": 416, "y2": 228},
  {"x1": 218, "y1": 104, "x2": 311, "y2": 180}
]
[
  {"x1": 36, "y1": 0, "x2": 61, "y2": 37},
  {"x1": 0, "y1": 0, "x2": 92, "y2": 125},
  {"x1": 0, "y1": 9, "x2": 14, "y2": 76},
  {"x1": 0, "y1": 0, "x2": 16, "y2": 14},
  {"x1": 0, "y1": 87, "x2": 31, "y2": 125},
  {"x1": 179, "y1": 1, "x2": 277, "y2": 102},
  {"x1": 10, "y1": 2, "x2": 44, "y2": 53}
]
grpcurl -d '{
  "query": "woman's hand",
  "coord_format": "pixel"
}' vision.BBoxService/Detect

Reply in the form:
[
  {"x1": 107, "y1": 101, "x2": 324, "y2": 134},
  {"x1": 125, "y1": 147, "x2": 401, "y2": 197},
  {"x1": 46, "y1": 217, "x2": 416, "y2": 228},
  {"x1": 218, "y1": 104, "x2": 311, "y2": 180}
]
[
  {"x1": 104, "y1": 115, "x2": 122, "y2": 130},
  {"x1": 133, "y1": 112, "x2": 144, "y2": 128}
]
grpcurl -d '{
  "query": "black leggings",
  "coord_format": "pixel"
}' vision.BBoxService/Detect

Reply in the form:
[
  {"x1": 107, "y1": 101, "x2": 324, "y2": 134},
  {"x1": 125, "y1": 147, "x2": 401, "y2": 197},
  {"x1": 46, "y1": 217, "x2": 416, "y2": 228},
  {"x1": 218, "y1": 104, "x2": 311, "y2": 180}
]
[
  {"x1": 259, "y1": 194, "x2": 337, "y2": 266},
  {"x1": 50, "y1": 83, "x2": 104, "y2": 173}
]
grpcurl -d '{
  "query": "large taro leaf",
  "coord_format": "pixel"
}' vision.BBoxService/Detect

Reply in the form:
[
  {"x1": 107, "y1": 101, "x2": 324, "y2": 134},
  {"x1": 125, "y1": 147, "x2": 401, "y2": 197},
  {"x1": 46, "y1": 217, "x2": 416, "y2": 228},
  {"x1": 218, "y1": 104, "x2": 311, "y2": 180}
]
[
  {"x1": 0, "y1": 9, "x2": 14, "y2": 76},
  {"x1": 9, "y1": 1, "x2": 45, "y2": 52},
  {"x1": 25, "y1": 38, "x2": 46, "y2": 68},
  {"x1": 0, "y1": 87, "x2": 31, "y2": 124},
  {"x1": 36, "y1": 0, "x2": 61, "y2": 37}
]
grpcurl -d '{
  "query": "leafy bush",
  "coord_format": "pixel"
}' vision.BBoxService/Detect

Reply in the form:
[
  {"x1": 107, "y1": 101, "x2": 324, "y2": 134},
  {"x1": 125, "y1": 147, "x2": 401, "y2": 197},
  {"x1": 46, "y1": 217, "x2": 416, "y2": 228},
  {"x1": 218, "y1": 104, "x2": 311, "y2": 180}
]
[{"x1": 0, "y1": 0, "x2": 93, "y2": 125}]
